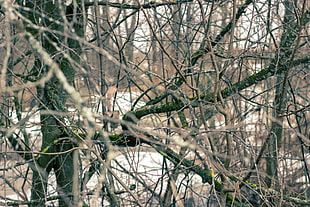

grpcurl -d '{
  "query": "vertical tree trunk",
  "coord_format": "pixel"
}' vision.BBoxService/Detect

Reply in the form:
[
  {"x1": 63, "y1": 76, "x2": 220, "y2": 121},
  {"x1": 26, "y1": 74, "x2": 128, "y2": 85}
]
[
  {"x1": 265, "y1": 74, "x2": 285, "y2": 188},
  {"x1": 265, "y1": 0, "x2": 297, "y2": 190},
  {"x1": 15, "y1": 0, "x2": 84, "y2": 206}
]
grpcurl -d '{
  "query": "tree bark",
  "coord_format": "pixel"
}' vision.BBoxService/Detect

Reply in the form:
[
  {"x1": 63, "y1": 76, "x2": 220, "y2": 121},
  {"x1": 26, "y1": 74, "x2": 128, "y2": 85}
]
[{"x1": 14, "y1": 0, "x2": 84, "y2": 206}]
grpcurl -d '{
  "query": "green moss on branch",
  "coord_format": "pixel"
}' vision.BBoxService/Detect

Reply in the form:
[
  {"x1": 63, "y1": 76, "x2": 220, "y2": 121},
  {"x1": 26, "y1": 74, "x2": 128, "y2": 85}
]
[{"x1": 122, "y1": 55, "x2": 309, "y2": 124}]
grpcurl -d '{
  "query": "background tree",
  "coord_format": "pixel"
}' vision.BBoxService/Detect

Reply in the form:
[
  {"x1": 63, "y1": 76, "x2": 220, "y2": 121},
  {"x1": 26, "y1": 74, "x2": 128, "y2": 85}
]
[{"x1": 0, "y1": 0, "x2": 309, "y2": 206}]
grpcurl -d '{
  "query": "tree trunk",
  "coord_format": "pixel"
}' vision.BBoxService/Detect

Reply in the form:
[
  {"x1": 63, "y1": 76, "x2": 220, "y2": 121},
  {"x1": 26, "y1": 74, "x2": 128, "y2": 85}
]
[
  {"x1": 265, "y1": 0, "x2": 297, "y2": 190},
  {"x1": 15, "y1": 0, "x2": 84, "y2": 206}
]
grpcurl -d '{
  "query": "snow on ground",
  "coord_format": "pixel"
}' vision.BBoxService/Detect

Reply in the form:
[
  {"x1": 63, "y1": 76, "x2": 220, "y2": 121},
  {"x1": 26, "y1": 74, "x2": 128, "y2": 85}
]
[
  {"x1": 0, "y1": 148, "x2": 204, "y2": 206},
  {"x1": 92, "y1": 91, "x2": 145, "y2": 117},
  {"x1": 82, "y1": 149, "x2": 205, "y2": 206},
  {"x1": 1, "y1": 90, "x2": 308, "y2": 206}
]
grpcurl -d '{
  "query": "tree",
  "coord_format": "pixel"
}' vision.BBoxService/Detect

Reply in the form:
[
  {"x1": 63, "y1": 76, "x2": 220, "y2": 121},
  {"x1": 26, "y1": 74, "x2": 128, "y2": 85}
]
[{"x1": 0, "y1": 0, "x2": 309, "y2": 206}]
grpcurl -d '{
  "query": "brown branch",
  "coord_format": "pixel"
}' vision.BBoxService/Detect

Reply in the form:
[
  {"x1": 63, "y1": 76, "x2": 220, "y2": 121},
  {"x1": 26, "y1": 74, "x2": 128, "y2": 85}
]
[
  {"x1": 190, "y1": 0, "x2": 254, "y2": 66},
  {"x1": 146, "y1": 0, "x2": 254, "y2": 105},
  {"x1": 84, "y1": 0, "x2": 194, "y2": 10},
  {"x1": 123, "y1": 56, "x2": 310, "y2": 123},
  {"x1": 0, "y1": 147, "x2": 85, "y2": 156}
]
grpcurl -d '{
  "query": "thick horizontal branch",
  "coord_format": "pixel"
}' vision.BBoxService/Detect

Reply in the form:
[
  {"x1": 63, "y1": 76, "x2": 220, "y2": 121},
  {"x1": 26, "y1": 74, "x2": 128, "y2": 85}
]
[
  {"x1": 151, "y1": 144, "x2": 220, "y2": 187},
  {"x1": 84, "y1": 0, "x2": 193, "y2": 9},
  {"x1": 109, "y1": 132, "x2": 310, "y2": 206},
  {"x1": 112, "y1": 133, "x2": 310, "y2": 205},
  {"x1": 123, "y1": 56, "x2": 310, "y2": 123},
  {"x1": 217, "y1": 56, "x2": 310, "y2": 101},
  {"x1": 151, "y1": 144, "x2": 310, "y2": 206}
]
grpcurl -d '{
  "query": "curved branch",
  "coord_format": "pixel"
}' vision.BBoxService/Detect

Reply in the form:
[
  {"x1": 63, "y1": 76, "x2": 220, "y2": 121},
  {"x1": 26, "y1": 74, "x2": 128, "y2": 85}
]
[
  {"x1": 190, "y1": 0, "x2": 254, "y2": 66},
  {"x1": 146, "y1": 0, "x2": 254, "y2": 105},
  {"x1": 84, "y1": 0, "x2": 194, "y2": 10},
  {"x1": 123, "y1": 56, "x2": 310, "y2": 123}
]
